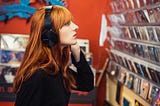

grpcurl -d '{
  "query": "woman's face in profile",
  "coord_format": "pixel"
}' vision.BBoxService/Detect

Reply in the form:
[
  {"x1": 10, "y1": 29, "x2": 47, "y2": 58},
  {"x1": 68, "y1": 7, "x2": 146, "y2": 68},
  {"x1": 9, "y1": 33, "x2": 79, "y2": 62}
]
[{"x1": 59, "y1": 21, "x2": 79, "y2": 46}]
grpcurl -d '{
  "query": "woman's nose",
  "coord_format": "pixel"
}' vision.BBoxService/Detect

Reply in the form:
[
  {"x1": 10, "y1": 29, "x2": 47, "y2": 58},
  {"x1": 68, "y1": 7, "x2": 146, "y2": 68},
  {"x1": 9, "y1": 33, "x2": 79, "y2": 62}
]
[{"x1": 72, "y1": 22, "x2": 79, "y2": 31}]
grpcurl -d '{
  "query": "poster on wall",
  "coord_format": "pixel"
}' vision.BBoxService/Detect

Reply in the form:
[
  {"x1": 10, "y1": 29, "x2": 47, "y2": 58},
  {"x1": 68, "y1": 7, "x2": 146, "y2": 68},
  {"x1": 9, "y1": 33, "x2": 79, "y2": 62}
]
[{"x1": 0, "y1": 33, "x2": 29, "y2": 101}]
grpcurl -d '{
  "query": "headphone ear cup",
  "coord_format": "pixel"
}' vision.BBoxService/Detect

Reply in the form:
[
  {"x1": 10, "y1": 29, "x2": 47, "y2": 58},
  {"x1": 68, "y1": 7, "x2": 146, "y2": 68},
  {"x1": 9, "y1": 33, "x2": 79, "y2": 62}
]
[{"x1": 41, "y1": 29, "x2": 58, "y2": 47}]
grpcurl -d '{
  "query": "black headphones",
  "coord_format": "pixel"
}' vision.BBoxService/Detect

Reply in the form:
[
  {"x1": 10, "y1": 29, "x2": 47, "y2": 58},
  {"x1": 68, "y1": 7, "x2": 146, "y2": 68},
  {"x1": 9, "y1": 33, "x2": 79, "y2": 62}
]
[{"x1": 41, "y1": 6, "x2": 58, "y2": 47}]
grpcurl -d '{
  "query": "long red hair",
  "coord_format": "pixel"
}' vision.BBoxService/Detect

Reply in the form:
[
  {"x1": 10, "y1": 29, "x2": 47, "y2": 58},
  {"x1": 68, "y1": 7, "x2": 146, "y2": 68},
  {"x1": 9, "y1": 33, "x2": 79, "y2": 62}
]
[{"x1": 13, "y1": 5, "x2": 76, "y2": 93}]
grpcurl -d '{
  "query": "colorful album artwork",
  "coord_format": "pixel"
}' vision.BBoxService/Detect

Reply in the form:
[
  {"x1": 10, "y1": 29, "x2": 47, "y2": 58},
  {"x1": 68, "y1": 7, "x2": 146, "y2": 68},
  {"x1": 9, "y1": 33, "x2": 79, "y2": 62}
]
[
  {"x1": 118, "y1": 69, "x2": 127, "y2": 84},
  {"x1": 127, "y1": 74, "x2": 134, "y2": 89},
  {"x1": 148, "y1": 85, "x2": 159, "y2": 105},
  {"x1": 0, "y1": 34, "x2": 29, "y2": 50},
  {"x1": 0, "y1": 65, "x2": 17, "y2": 84},
  {"x1": 0, "y1": 49, "x2": 24, "y2": 65},
  {"x1": 147, "y1": 8, "x2": 156, "y2": 23},
  {"x1": 154, "y1": 91, "x2": 160, "y2": 106},
  {"x1": 155, "y1": 27, "x2": 160, "y2": 41},
  {"x1": 138, "y1": 26, "x2": 149, "y2": 40},
  {"x1": 140, "y1": 79, "x2": 150, "y2": 99},
  {"x1": 133, "y1": 77, "x2": 141, "y2": 94},
  {"x1": 154, "y1": 6, "x2": 160, "y2": 23},
  {"x1": 134, "y1": 27, "x2": 142, "y2": 40},
  {"x1": 129, "y1": 27, "x2": 137, "y2": 39},
  {"x1": 146, "y1": 27, "x2": 157, "y2": 41},
  {"x1": 142, "y1": 45, "x2": 150, "y2": 59},
  {"x1": 148, "y1": 67, "x2": 159, "y2": 83}
]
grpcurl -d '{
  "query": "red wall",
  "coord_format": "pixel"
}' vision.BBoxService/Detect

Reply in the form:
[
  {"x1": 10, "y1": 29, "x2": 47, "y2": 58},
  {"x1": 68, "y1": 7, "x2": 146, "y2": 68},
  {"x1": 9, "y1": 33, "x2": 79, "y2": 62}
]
[
  {"x1": 0, "y1": 0, "x2": 112, "y2": 106},
  {"x1": 0, "y1": 0, "x2": 112, "y2": 70}
]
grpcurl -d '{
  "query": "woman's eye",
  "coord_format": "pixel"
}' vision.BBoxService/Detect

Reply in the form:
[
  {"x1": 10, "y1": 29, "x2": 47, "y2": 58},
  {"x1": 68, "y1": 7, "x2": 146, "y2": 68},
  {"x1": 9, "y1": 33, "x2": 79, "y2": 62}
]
[{"x1": 64, "y1": 21, "x2": 71, "y2": 26}]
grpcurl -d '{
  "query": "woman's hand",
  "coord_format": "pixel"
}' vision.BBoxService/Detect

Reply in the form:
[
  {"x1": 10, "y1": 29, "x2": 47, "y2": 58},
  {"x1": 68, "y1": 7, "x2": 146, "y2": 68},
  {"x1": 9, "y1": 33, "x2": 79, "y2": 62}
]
[{"x1": 71, "y1": 43, "x2": 80, "y2": 62}]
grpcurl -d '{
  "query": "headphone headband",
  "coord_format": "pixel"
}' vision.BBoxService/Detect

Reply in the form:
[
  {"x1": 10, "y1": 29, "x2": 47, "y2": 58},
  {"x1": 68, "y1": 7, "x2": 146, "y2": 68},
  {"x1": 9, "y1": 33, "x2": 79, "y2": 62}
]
[
  {"x1": 41, "y1": 5, "x2": 58, "y2": 47},
  {"x1": 44, "y1": 6, "x2": 53, "y2": 30}
]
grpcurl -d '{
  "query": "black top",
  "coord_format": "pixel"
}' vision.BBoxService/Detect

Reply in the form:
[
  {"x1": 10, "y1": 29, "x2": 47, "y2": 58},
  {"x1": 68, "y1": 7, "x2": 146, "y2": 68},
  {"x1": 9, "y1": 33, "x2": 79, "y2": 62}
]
[{"x1": 15, "y1": 51, "x2": 94, "y2": 106}]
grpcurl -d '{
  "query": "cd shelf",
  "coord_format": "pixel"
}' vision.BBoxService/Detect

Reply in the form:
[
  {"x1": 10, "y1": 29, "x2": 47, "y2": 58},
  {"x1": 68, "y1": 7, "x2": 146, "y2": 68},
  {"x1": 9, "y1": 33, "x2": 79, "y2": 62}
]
[
  {"x1": 107, "y1": 0, "x2": 160, "y2": 105},
  {"x1": 106, "y1": 57, "x2": 160, "y2": 105},
  {"x1": 107, "y1": 60, "x2": 160, "y2": 105},
  {"x1": 109, "y1": 48, "x2": 160, "y2": 71},
  {"x1": 112, "y1": 37, "x2": 160, "y2": 47},
  {"x1": 109, "y1": 2, "x2": 160, "y2": 26},
  {"x1": 111, "y1": 2, "x2": 160, "y2": 15},
  {"x1": 120, "y1": 23, "x2": 160, "y2": 26},
  {"x1": 113, "y1": 60, "x2": 160, "y2": 88}
]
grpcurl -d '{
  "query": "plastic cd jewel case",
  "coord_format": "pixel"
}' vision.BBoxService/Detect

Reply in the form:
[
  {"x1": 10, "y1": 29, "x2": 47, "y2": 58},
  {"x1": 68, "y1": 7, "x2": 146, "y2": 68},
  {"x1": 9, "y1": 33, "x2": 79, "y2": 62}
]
[
  {"x1": 0, "y1": 34, "x2": 29, "y2": 50},
  {"x1": 0, "y1": 65, "x2": 17, "y2": 84}
]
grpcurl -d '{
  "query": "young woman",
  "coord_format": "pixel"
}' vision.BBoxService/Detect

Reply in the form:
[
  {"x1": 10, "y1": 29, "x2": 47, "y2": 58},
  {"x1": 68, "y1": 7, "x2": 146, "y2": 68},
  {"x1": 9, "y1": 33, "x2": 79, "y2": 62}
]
[{"x1": 13, "y1": 5, "x2": 94, "y2": 106}]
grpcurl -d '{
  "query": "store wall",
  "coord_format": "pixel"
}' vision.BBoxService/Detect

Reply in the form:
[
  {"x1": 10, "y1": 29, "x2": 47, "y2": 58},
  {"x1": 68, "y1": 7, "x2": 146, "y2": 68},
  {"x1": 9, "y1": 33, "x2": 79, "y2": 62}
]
[
  {"x1": 0, "y1": 0, "x2": 112, "y2": 106},
  {"x1": 0, "y1": 0, "x2": 112, "y2": 70}
]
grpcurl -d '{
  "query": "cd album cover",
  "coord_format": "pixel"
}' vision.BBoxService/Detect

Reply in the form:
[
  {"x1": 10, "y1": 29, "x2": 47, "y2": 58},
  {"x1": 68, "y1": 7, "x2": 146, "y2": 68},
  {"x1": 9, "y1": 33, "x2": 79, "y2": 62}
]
[
  {"x1": 131, "y1": 12, "x2": 139, "y2": 24},
  {"x1": 147, "y1": 67, "x2": 159, "y2": 83},
  {"x1": 154, "y1": 91, "x2": 160, "y2": 106},
  {"x1": 124, "y1": 58, "x2": 130, "y2": 69},
  {"x1": 152, "y1": 27, "x2": 159, "y2": 42},
  {"x1": 142, "y1": 9, "x2": 150, "y2": 23},
  {"x1": 133, "y1": 77, "x2": 141, "y2": 94},
  {"x1": 155, "y1": 27, "x2": 160, "y2": 42},
  {"x1": 0, "y1": 65, "x2": 17, "y2": 84},
  {"x1": 155, "y1": 47, "x2": 160, "y2": 64},
  {"x1": 147, "y1": 27, "x2": 157, "y2": 41},
  {"x1": 0, "y1": 65, "x2": 17, "y2": 101},
  {"x1": 110, "y1": 2, "x2": 116, "y2": 13},
  {"x1": 135, "y1": 11, "x2": 143, "y2": 23},
  {"x1": 126, "y1": 59, "x2": 134, "y2": 72},
  {"x1": 156, "y1": 47, "x2": 160, "y2": 63},
  {"x1": 134, "y1": 0, "x2": 140, "y2": 8},
  {"x1": 148, "y1": 85, "x2": 159, "y2": 104},
  {"x1": 0, "y1": 34, "x2": 29, "y2": 50},
  {"x1": 121, "y1": 26, "x2": 130, "y2": 39},
  {"x1": 117, "y1": 56, "x2": 124, "y2": 66},
  {"x1": 136, "y1": 44, "x2": 144, "y2": 57},
  {"x1": 140, "y1": 79, "x2": 150, "y2": 99},
  {"x1": 140, "y1": 64, "x2": 150, "y2": 79},
  {"x1": 148, "y1": 46, "x2": 156, "y2": 61},
  {"x1": 142, "y1": 45, "x2": 150, "y2": 59},
  {"x1": 130, "y1": 43, "x2": 137, "y2": 56},
  {"x1": 113, "y1": 54, "x2": 119, "y2": 63},
  {"x1": 131, "y1": 61, "x2": 138, "y2": 74},
  {"x1": 122, "y1": 57, "x2": 128, "y2": 68},
  {"x1": 118, "y1": 69, "x2": 127, "y2": 84},
  {"x1": 134, "y1": 62, "x2": 145, "y2": 77},
  {"x1": 140, "y1": 0, "x2": 146, "y2": 7},
  {"x1": 127, "y1": 74, "x2": 134, "y2": 89},
  {"x1": 153, "y1": 46, "x2": 159, "y2": 62},
  {"x1": 134, "y1": 27, "x2": 142, "y2": 40},
  {"x1": 128, "y1": 27, "x2": 136, "y2": 39},
  {"x1": 154, "y1": 6, "x2": 160, "y2": 23},
  {"x1": 138, "y1": 27, "x2": 148, "y2": 40},
  {"x1": 0, "y1": 49, "x2": 24, "y2": 65},
  {"x1": 109, "y1": 63, "x2": 120, "y2": 77},
  {"x1": 155, "y1": 70, "x2": 160, "y2": 84},
  {"x1": 128, "y1": 0, "x2": 135, "y2": 9},
  {"x1": 147, "y1": 8, "x2": 156, "y2": 23}
]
